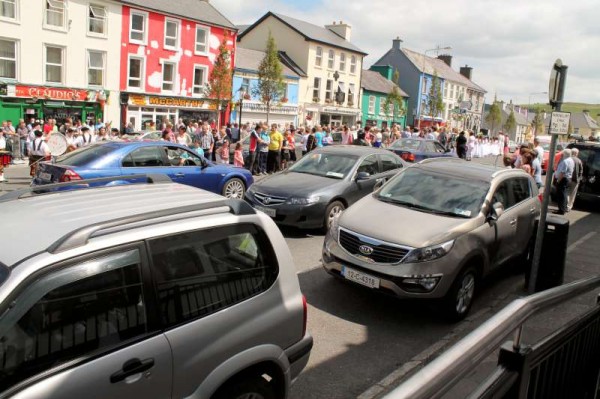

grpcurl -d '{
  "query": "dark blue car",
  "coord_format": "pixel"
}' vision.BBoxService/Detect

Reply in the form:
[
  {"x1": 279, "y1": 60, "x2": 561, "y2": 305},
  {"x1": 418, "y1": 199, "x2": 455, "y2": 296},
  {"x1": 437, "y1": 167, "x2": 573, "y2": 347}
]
[
  {"x1": 32, "y1": 141, "x2": 253, "y2": 199},
  {"x1": 388, "y1": 138, "x2": 456, "y2": 163}
]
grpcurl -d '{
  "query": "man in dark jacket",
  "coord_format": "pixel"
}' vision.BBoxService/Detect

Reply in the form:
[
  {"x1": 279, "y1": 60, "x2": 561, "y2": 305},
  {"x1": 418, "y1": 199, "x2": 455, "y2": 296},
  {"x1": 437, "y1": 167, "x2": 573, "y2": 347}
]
[{"x1": 456, "y1": 131, "x2": 468, "y2": 159}]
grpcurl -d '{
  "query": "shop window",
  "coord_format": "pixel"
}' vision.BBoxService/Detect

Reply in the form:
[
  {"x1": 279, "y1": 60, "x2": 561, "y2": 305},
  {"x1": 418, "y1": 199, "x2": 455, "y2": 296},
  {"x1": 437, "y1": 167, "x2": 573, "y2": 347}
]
[
  {"x1": 339, "y1": 52, "x2": 346, "y2": 72},
  {"x1": 192, "y1": 65, "x2": 207, "y2": 96},
  {"x1": 327, "y1": 49, "x2": 334, "y2": 69},
  {"x1": 368, "y1": 96, "x2": 375, "y2": 114},
  {"x1": 164, "y1": 18, "x2": 179, "y2": 50},
  {"x1": 348, "y1": 83, "x2": 355, "y2": 106},
  {"x1": 45, "y1": 45, "x2": 64, "y2": 84},
  {"x1": 195, "y1": 25, "x2": 209, "y2": 55},
  {"x1": 128, "y1": 56, "x2": 144, "y2": 90},
  {"x1": 350, "y1": 55, "x2": 357, "y2": 74},
  {"x1": 0, "y1": 39, "x2": 16, "y2": 79},
  {"x1": 87, "y1": 50, "x2": 105, "y2": 87},
  {"x1": 325, "y1": 79, "x2": 333, "y2": 101},
  {"x1": 129, "y1": 10, "x2": 147, "y2": 44},
  {"x1": 240, "y1": 78, "x2": 250, "y2": 96},
  {"x1": 88, "y1": 4, "x2": 106, "y2": 35},
  {"x1": 315, "y1": 46, "x2": 322, "y2": 67},
  {"x1": 162, "y1": 62, "x2": 176, "y2": 92},
  {"x1": 45, "y1": 0, "x2": 65, "y2": 29},
  {"x1": 0, "y1": 0, "x2": 17, "y2": 20},
  {"x1": 312, "y1": 77, "x2": 321, "y2": 101}
]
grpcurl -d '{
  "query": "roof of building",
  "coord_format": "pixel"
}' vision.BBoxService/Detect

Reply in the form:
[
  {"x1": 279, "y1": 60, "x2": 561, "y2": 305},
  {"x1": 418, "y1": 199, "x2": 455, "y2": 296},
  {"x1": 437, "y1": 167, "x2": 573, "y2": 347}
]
[
  {"x1": 120, "y1": 0, "x2": 236, "y2": 29},
  {"x1": 541, "y1": 111, "x2": 600, "y2": 130},
  {"x1": 481, "y1": 105, "x2": 530, "y2": 131},
  {"x1": 361, "y1": 70, "x2": 409, "y2": 97},
  {"x1": 238, "y1": 12, "x2": 367, "y2": 55},
  {"x1": 236, "y1": 24, "x2": 250, "y2": 35},
  {"x1": 234, "y1": 47, "x2": 302, "y2": 78}
]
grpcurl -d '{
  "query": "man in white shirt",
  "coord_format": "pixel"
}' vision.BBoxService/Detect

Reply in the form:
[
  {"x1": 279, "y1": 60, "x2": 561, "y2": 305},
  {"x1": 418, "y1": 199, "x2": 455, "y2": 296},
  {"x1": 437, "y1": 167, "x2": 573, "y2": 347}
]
[
  {"x1": 77, "y1": 126, "x2": 96, "y2": 147},
  {"x1": 533, "y1": 138, "x2": 544, "y2": 164},
  {"x1": 28, "y1": 130, "x2": 50, "y2": 177}
]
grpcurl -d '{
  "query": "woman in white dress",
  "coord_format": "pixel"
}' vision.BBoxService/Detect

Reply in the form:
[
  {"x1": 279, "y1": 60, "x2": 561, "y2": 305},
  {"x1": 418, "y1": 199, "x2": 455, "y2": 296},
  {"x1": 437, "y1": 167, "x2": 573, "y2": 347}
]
[
  {"x1": 467, "y1": 132, "x2": 476, "y2": 160},
  {"x1": 491, "y1": 138, "x2": 500, "y2": 156}
]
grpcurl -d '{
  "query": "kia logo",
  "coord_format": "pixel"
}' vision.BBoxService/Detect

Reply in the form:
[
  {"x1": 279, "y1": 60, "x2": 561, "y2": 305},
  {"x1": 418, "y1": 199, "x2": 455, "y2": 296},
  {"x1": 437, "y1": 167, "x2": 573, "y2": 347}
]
[{"x1": 359, "y1": 245, "x2": 374, "y2": 255}]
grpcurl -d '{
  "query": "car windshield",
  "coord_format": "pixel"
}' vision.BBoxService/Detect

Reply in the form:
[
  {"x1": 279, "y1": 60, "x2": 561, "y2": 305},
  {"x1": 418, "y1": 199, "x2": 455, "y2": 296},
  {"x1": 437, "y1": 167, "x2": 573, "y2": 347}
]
[
  {"x1": 391, "y1": 139, "x2": 421, "y2": 151},
  {"x1": 288, "y1": 152, "x2": 358, "y2": 179},
  {"x1": 376, "y1": 167, "x2": 489, "y2": 218},
  {"x1": 54, "y1": 145, "x2": 116, "y2": 166}
]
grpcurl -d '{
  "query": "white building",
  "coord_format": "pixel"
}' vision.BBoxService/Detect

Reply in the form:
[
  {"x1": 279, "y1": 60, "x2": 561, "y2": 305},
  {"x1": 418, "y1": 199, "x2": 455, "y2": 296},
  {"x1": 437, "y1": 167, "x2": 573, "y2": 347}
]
[{"x1": 0, "y1": 0, "x2": 121, "y2": 127}]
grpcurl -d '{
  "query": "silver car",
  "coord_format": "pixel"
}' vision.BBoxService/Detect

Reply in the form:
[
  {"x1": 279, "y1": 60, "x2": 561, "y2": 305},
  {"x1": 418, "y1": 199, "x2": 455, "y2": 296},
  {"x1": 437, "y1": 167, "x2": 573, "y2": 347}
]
[
  {"x1": 0, "y1": 178, "x2": 312, "y2": 398},
  {"x1": 322, "y1": 158, "x2": 541, "y2": 320}
]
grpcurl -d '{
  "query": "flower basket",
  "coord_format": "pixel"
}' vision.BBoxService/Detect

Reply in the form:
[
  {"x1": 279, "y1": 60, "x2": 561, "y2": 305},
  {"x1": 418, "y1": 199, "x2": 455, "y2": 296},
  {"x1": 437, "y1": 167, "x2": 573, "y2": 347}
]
[
  {"x1": 243, "y1": 93, "x2": 251, "y2": 100},
  {"x1": 306, "y1": 115, "x2": 312, "y2": 121},
  {"x1": 325, "y1": 98, "x2": 333, "y2": 104},
  {"x1": 281, "y1": 97, "x2": 288, "y2": 103},
  {"x1": 312, "y1": 97, "x2": 320, "y2": 103}
]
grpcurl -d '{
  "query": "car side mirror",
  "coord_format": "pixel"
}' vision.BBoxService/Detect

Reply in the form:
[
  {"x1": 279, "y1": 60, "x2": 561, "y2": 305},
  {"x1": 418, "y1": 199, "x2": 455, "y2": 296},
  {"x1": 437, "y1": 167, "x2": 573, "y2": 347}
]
[
  {"x1": 488, "y1": 202, "x2": 504, "y2": 222},
  {"x1": 445, "y1": 148, "x2": 452, "y2": 153},
  {"x1": 201, "y1": 158, "x2": 209, "y2": 169},
  {"x1": 374, "y1": 179, "x2": 385, "y2": 190},
  {"x1": 356, "y1": 171, "x2": 370, "y2": 181}
]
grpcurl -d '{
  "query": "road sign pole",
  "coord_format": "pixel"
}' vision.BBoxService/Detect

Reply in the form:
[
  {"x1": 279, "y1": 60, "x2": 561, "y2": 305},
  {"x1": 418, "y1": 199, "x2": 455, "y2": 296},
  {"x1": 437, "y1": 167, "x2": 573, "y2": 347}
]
[{"x1": 528, "y1": 62, "x2": 568, "y2": 294}]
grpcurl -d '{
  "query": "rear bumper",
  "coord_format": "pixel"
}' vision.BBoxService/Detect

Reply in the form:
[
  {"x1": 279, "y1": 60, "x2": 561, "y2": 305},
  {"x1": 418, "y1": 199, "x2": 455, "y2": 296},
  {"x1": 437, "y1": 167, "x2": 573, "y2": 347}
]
[{"x1": 285, "y1": 333, "x2": 313, "y2": 383}]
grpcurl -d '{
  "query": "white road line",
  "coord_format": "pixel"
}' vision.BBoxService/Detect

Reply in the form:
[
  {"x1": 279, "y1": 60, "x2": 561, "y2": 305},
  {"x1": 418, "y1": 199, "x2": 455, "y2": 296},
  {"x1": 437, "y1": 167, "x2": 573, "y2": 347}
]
[{"x1": 567, "y1": 232, "x2": 597, "y2": 254}]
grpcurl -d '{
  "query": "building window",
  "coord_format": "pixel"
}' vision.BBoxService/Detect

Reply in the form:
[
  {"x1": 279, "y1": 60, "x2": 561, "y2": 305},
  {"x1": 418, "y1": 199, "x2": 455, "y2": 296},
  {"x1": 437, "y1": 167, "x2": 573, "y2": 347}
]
[
  {"x1": 368, "y1": 95, "x2": 375, "y2": 114},
  {"x1": 87, "y1": 50, "x2": 105, "y2": 86},
  {"x1": 422, "y1": 76, "x2": 427, "y2": 94},
  {"x1": 312, "y1": 77, "x2": 321, "y2": 101},
  {"x1": 350, "y1": 55, "x2": 357, "y2": 74},
  {"x1": 0, "y1": 39, "x2": 16, "y2": 79},
  {"x1": 379, "y1": 99, "x2": 386, "y2": 115},
  {"x1": 128, "y1": 56, "x2": 143, "y2": 89},
  {"x1": 315, "y1": 46, "x2": 322, "y2": 67},
  {"x1": 0, "y1": 0, "x2": 17, "y2": 20},
  {"x1": 192, "y1": 65, "x2": 207, "y2": 96},
  {"x1": 45, "y1": 45, "x2": 64, "y2": 84},
  {"x1": 240, "y1": 78, "x2": 250, "y2": 95},
  {"x1": 130, "y1": 10, "x2": 147, "y2": 44},
  {"x1": 88, "y1": 4, "x2": 106, "y2": 35},
  {"x1": 348, "y1": 83, "x2": 355, "y2": 105},
  {"x1": 327, "y1": 49, "x2": 334, "y2": 69},
  {"x1": 325, "y1": 79, "x2": 333, "y2": 101},
  {"x1": 45, "y1": 0, "x2": 66, "y2": 29},
  {"x1": 339, "y1": 52, "x2": 346, "y2": 72},
  {"x1": 162, "y1": 62, "x2": 176, "y2": 92},
  {"x1": 195, "y1": 25, "x2": 209, "y2": 55},
  {"x1": 164, "y1": 18, "x2": 179, "y2": 50}
]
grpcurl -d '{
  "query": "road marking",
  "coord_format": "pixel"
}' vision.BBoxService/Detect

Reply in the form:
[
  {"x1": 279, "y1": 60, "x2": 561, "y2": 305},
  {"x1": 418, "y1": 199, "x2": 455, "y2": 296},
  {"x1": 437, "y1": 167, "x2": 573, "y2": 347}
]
[{"x1": 567, "y1": 232, "x2": 597, "y2": 254}]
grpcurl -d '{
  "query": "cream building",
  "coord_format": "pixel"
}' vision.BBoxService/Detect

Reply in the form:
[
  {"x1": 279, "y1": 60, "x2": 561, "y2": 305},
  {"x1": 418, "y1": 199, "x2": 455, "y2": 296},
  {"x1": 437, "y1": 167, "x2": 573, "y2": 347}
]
[
  {"x1": 0, "y1": 0, "x2": 121, "y2": 126},
  {"x1": 238, "y1": 12, "x2": 366, "y2": 127}
]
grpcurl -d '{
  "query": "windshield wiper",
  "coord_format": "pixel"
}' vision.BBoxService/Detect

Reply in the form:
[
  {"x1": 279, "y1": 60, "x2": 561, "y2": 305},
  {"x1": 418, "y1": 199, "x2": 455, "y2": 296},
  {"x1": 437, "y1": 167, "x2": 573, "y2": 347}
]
[
  {"x1": 426, "y1": 209, "x2": 471, "y2": 218},
  {"x1": 377, "y1": 196, "x2": 470, "y2": 218}
]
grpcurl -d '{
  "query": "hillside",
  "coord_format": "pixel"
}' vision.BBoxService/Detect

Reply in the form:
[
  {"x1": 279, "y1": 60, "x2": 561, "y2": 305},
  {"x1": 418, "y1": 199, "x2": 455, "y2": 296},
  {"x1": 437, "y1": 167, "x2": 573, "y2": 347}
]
[{"x1": 520, "y1": 102, "x2": 600, "y2": 117}]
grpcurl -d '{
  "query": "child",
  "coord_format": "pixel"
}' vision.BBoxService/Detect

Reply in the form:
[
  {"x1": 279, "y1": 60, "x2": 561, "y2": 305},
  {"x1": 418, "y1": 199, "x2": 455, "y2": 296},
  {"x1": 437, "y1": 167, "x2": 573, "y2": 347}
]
[
  {"x1": 219, "y1": 139, "x2": 230, "y2": 164},
  {"x1": 233, "y1": 142, "x2": 244, "y2": 167}
]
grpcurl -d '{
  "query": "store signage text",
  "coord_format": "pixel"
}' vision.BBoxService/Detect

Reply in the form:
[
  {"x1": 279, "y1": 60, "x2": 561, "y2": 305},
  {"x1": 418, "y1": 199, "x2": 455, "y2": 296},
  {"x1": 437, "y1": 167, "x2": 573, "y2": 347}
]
[
  {"x1": 242, "y1": 103, "x2": 298, "y2": 114},
  {"x1": 129, "y1": 94, "x2": 214, "y2": 109},
  {"x1": 13, "y1": 85, "x2": 106, "y2": 102}
]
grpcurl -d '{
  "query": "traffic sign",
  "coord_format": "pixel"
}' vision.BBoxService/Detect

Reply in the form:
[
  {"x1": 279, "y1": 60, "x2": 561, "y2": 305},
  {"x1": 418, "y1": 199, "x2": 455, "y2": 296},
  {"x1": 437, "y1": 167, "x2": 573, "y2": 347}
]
[{"x1": 549, "y1": 111, "x2": 570, "y2": 135}]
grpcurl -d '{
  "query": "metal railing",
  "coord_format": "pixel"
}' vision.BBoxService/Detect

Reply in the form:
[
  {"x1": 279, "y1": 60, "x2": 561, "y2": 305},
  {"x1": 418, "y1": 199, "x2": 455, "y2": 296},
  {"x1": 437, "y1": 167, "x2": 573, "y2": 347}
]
[{"x1": 383, "y1": 275, "x2": 600, "y2": 399}]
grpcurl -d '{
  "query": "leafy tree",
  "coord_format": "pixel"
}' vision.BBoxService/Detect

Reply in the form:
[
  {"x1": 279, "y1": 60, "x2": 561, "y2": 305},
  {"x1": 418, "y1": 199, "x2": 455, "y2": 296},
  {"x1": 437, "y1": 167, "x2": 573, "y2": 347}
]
[
  {"x1": 503, "y1": 109, "x2": 517, "y2": 135},
  {"x1": 426, "y1": 72, "x2": 444, "y2": 119},
  {"x1": 383, "y1": 87, "x2": 406, "y2": 127},
  {"x1": 392, "y1": 68, "x2": 400, "y2": 85},
  {"x1": 485, "y1": 101, "x2": 502, "y2": 135},
  {"x1": 208, "y1": 41, "x2": 233, "y2": 128},
  {"x1": 252, "y1": 31, "x2": 285, "y2": 124},
  {"x1": 531, "y1": 107, "x2": 545, "y2": 137}
]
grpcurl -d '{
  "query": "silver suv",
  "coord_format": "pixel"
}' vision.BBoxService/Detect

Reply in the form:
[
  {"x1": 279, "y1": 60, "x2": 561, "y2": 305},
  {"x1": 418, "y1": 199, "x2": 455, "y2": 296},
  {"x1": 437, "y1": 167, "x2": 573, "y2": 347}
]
[
  {"x1": 0, "y1": 176, "x2": 312, "y2": 398},
  {"x1": 322, "y1": 159, "x2": 541, "y2": 320}
]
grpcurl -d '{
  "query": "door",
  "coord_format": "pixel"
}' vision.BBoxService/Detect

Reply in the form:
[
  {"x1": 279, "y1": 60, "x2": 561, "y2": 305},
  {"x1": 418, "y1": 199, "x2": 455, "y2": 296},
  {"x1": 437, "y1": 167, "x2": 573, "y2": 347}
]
[
  {"x1": 378, "y1": 153, "x2": 405, "y2": 182},
  {"x1": 159, "y1": 145, "x2": 206, "y2": 188},
  {"x1": 347, "y1": 154, "x2": 381, "y2": 205},
  {"x1": 509, "y1": 177, "x2": 538, "y2": 256},
  {"x1": 0, "y1": 248, "x2": 172, "y2": 399},
  {"x1": 488, "y1": 180, "x2": 518, "y2": 267},
  {"x1": 121, "y1": 146, "x2": 168, "y2": 182}
]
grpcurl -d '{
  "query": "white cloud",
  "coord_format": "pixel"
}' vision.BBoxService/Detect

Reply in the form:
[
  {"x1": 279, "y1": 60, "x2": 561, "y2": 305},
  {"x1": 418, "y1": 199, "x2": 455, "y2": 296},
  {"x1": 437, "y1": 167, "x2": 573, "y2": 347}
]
[{"x1": 212, "y1": 0, "x2": 600, "y2": 104}]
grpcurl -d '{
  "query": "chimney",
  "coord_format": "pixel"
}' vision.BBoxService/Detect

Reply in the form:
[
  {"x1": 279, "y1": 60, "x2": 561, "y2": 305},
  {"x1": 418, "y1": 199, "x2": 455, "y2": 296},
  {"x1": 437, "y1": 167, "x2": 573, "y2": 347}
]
[
  {"x1": 325, "y1": 21, "x2": 352, "y2": 41},
  {"x1": 437, "y1": 54, "x2": 452, "y2": 67},
  {"x1": 460, "y1": 65, "x2": 473, "y2": 80},
  {"x1": 392, "y1": 36, "x2": 403, "y2": 50}
]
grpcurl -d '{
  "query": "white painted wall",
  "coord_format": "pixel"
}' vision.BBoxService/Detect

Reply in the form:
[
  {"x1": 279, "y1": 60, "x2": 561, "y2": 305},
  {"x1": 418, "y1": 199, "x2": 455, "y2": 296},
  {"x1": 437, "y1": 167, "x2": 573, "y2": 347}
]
[{"x1": 0, "y1": 0, "x2": 122, "y2": 123}]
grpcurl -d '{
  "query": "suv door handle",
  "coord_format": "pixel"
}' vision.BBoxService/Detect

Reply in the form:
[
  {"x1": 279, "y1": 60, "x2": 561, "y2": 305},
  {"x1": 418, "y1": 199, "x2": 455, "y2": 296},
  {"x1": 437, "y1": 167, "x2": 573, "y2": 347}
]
[
  {"x1": 529, "y1": 207, "x2": 536, "y2": 214},
  {"x1": 110, "y1": 358, "x2": 155, "y2": 384},
  {"x1": 175, "y1": 173, "x2": 185, "y2": 177},
  {"x1": 509, "y1": 219, "x2": 517, "y2": 226}
]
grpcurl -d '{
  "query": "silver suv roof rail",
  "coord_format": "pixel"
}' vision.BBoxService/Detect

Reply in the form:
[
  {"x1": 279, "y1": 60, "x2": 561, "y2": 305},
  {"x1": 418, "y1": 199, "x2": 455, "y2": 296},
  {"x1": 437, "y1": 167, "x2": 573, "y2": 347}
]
[
  {"x1": 0, "y1": 174, "x2": 173, "y2": 203},
  {"x1": 47, "y1": 198, "x2": 255, "y2": 254},
  {"x1": 418, "y1": 158, "x2": 465, "y2": 165}
]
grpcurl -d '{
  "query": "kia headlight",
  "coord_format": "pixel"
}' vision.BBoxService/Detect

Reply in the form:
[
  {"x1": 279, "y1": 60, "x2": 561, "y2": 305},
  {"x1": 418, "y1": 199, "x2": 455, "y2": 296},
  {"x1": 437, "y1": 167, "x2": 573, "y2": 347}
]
[
  {"x1": 403, "y1": 240, "x2": 455, "y2": 263},
  {"x1": 287, "y1": 196, "x2": 321, "y2": 205},
  {"x1": 328, "y1": 212, "x2": 342, "y2": 241}
]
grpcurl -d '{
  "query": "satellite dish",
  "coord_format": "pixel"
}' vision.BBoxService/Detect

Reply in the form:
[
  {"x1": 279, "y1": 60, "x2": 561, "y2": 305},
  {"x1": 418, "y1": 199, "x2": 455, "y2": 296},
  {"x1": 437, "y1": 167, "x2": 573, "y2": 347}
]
[{"x1": 47, "y1": 132, "x2": 68, "y2": 156}]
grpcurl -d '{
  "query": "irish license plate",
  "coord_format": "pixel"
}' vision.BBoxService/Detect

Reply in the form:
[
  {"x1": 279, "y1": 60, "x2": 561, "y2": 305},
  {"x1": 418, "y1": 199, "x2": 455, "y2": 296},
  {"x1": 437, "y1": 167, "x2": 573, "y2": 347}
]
[
  {"x1": 342, "y1": 266, "x2": 380, "y2": 289},
  {"x1": 40, "y1": 172, "x2": 52, "y2": 181},
  {"x1": 255, "y1": 205, "x2": 276, "y2": 217}
]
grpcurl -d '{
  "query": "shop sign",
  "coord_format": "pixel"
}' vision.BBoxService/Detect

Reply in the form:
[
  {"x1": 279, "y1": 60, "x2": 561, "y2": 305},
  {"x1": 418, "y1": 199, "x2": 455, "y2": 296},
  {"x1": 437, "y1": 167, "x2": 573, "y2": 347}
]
[
  {"x1": 128, "y1": 94, "x2": 216, "y2": 110},
  {"x1": 323, "y1": 106, "x2": 360, "y2": 116},
  {"x1": 242, "y1": 102, "x2": 298, "y2": 115},
  {"x1": 13, "y1": 85, "x2": 107, "y2": 102}
]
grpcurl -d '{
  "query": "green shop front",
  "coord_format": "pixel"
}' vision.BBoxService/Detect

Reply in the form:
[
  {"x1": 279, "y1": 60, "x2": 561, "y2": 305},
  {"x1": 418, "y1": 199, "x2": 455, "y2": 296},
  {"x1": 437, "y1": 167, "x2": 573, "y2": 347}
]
[
  {"x1": 361, "y1": 90, "x2": 407, "y2": 129},
  {"x1": 0, "y1": 84, "x2": 108, "y2": 125}
]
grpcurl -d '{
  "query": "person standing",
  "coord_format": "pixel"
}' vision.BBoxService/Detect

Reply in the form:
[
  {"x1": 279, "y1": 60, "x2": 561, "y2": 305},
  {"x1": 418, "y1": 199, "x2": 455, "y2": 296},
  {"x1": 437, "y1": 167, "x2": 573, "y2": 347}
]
[
  {"x1": 28, "y1": 130, "x2": 50, "y2": 177},
  {"x1": 77, "y1": 126, "x2": 96, "y2": 147},
  {"x1": 533, "y1": 138, "x2": 544, "y2": 165},
  {"x1": 197, "y1": 125, "x2": 214, "y2": 160},
  {"x1": 267, "y1": 124, "x2": 283, "y2": 173},
  {"x1": 257, "y1": 126, "x2": 270, "y2": 175},
  {"x1": 567, "y1": 148, "x2": 583, "y2": 212},
  {"x1": 285, "y1": 129, "x2": 296, "y2": 165},
  {"x1": 233, "y1": 142, "x2": 244, "y2": 167},
  {"x1": 341, "y1": 125, "x2": 353, "y2": 145},
  {"x1": 314, "y1": 125, "x2": 325, "y2": 148},
  {"x1": 456, "y1": 131, "x2": 468, "y2": 159},
  {"x1": 231, "y1": 123, "x2": 240, "y2": 142},
  {"x1": 247, "y1": 125, "x2": 260, "y2": 175},
  {"x1": 554, "y1": 149, "x2": 574, "y2": 215}
]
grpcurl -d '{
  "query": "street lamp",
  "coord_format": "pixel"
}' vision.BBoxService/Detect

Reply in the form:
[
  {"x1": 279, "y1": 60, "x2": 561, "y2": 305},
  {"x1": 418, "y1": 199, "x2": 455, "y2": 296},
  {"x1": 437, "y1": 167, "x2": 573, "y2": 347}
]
[
  {"x1": 417, "y1": 46, "x2": 452, "y2": 130},
  {"x1": 529, "y1": 91, "x2": 547, "y2": 140},
  {"x1": 237, "y1": 87, "x2": 245, "y2": 128}
]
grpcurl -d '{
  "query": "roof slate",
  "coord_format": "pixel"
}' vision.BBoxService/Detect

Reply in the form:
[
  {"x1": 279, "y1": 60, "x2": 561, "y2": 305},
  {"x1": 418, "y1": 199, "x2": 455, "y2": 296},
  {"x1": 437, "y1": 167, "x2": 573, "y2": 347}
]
[
  {"x1": 234, "y1": 47, "x2": 301, "y2": 78},
  {"x1": 361, "y1": 70, "x2": 408, "y2": 97}
]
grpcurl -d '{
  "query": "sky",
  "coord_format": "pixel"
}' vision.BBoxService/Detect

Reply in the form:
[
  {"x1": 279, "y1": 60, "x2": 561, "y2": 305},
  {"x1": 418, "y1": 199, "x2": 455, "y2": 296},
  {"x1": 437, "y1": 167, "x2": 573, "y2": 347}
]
[{"x1": 212, "y1": 0, "x2": 600, "y2": 106}]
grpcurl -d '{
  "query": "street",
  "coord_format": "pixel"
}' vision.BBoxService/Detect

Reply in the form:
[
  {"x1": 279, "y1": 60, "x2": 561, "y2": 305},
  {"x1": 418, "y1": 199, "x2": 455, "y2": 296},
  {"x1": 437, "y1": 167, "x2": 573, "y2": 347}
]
[{"x1": 4, "y1": 158, "x2": 597, "y2": 399}]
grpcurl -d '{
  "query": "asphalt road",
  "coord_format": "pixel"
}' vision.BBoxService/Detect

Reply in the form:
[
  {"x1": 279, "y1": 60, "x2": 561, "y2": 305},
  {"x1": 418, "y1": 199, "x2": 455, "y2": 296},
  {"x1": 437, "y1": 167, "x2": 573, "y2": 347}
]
[{"x1": 2, "y1": 158, "x2": 597, "y2": 399}]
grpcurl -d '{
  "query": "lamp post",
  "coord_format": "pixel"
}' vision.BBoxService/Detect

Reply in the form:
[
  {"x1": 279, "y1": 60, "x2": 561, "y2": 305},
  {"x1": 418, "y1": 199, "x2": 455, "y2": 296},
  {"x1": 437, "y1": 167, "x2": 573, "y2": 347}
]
[
  {"x1": 528, "y1": 91, "x2": 547, "y2": 140},
  {"x1": 237, "y1": 87, "x2": 245, "y2": 128},
  {"x1": 417, "y1": 46, "x2": 452, "y2": 130}
]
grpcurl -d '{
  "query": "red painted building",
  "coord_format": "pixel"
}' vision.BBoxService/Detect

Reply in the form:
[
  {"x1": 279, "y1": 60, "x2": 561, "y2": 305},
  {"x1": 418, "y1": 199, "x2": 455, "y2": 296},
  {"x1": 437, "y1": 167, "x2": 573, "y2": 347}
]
[{"x1": 118, "y1": 0, "x2": 236, "y2": 130}]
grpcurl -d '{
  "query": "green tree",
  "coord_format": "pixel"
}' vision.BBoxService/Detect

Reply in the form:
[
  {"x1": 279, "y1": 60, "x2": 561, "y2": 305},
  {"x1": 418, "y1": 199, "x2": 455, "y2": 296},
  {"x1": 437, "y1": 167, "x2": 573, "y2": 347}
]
[
  {"x1": 503, "y1": 109, "x2": 517, "y2": 135},
  {"x1": 531, "y1": 107, "x2": 545, "y2": 137},
  {"x1": 252, "y1": 31, "x2": 285, "y2": 124},
  {"x1": 383, "y1": 87, "x2": 405, "y2": 127},
  {"x1": 426, "y1": 72, "x2": 444, "y2": 119},
  {"x1": 208, "y1": 41, "x2": 233, "y2": 128},
  {"x1": 392, "y1": 68, "x2": 400, "y2": 85},
  {"x1": 485, "y1": 101, "x2": 502, "y2": 135}
]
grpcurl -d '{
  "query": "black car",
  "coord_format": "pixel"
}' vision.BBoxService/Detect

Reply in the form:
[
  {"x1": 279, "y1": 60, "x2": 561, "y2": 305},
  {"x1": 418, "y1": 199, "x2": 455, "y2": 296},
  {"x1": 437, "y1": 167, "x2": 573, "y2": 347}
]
[
  {"x1": 567, "y1": 141, "x2": 600, "y2": 204},
  {"x1": 245, "y1": 146, "x2": 406, "y2": 230}
]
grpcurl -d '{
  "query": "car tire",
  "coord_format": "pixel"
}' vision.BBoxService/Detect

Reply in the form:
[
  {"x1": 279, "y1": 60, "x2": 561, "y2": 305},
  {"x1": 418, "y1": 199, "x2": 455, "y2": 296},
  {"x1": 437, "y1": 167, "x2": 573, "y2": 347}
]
[
  {"x1": 323, "y1": 200, "x2": 345, "y2": 231},
  {"x1": 213, "y1": 375, "x2": 276, "y2": 399},
  {"x1": 222, "y1": 178, "x2": 245, "y2": 199},
  {"x1": 442, "y1": 266, "x2": 477, "y2": 322}
]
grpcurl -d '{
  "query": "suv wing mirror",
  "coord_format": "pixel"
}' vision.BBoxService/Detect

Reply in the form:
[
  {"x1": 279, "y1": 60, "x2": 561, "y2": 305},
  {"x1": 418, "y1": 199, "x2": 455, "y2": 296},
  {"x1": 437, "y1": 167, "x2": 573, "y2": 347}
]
[
  {"x1": 356, "y1": 171, "x2": 370, "y2": 181},
  {"x1": 488, "y1": 202, "x2": 504, "y2": 222}
]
